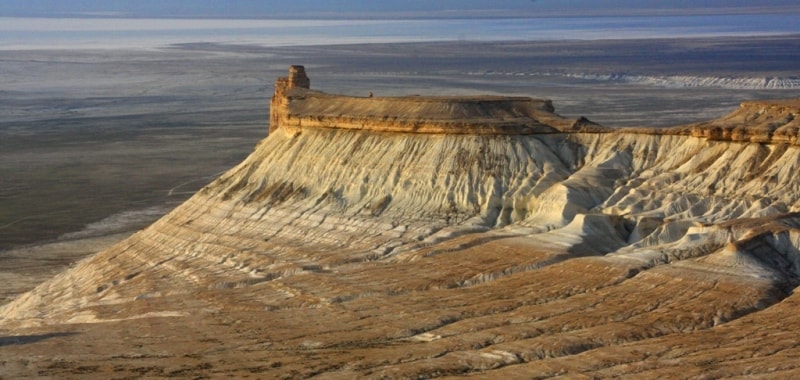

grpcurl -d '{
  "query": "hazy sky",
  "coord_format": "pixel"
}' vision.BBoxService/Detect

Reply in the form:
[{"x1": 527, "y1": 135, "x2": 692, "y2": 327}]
[{"x1": 2, "y1": 0, "x2": 799, "y2": 18}]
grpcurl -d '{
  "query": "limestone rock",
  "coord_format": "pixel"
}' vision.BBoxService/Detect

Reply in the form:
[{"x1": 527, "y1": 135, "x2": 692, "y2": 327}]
[
  {"x1": 270, "y1": 67, "x2": 609, "y2": 136},
  {"x1": 2, "y1": 67, "x2": 800, "y2": 378}
]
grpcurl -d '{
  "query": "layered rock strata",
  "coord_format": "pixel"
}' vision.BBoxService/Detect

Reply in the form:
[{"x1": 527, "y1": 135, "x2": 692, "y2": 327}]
[
  {"x1": 2, "y1": 67, "x2": 800, "y2": 378},
  {"x1": 270, "y1": 65, "x2": 606, "y2": 135}
]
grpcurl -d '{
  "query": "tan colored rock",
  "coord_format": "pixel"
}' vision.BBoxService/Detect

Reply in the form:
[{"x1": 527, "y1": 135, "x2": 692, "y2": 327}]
[
  {"x1": 677, "y1": 100, "x2": 800, "y2": 144},
  {"x1": 2, "y1": 67, "x2": 800, "y2": 378},
  {"x1": 270, "y1": 67, "x2": 609, "y2": 135}
]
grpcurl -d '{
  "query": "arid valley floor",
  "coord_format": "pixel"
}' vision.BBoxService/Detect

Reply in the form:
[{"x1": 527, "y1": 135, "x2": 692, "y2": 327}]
[{"x1": 2, "y1": 36, "x2": 800, "y2": 378}]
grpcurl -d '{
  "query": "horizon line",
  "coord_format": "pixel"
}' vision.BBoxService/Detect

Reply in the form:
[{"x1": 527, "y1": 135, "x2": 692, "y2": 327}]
[{"x1": 5, "y1": 6, "x2": 800, "y2": 20}]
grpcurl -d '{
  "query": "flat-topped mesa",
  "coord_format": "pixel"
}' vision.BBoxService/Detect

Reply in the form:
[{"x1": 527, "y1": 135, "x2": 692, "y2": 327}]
[
  {"x1": 268, "y1": 66, "x2": 608, "y2": 135},
  {"x1": 268, "y1": 67, "x2": 800, "y2": 143},
  {"x1": 660, "y1": 99, "x2": 800, "y2": 144}
]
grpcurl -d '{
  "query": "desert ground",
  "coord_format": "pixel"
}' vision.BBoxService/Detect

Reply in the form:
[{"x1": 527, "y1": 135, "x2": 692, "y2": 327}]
[{"x1": 2, "y1": 35, "x2": 800, "y2": 378}]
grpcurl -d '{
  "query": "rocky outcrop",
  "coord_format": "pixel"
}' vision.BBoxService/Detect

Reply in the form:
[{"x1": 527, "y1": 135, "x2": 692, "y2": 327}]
[
  {"x1": 269, "y1": 65, "x2": 310, "y2": 134},
  {"x1": 684, "y1": 100, "x2": 800, "y2": 144},
  {"x1": 621, "y1": 99, "x2": 800, "y2": 146},
  {"x1": 270, "y1": 65, "x2": 609, "y2": 135},
  {"x1": 3, "y1": 67, "x2": 800, "y2": 378},
  {"x1": 273, "y1": 67, "x2": 799, "y2": 146}
]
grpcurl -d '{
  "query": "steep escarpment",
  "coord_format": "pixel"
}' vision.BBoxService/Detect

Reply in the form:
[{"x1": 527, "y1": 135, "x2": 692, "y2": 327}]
[
  {"x1": 2, "y1": 66, "x2": 800, "y2": 378},
  {"x1": 684, "y1": 99, "x2": 800, "y2": 144},
  {"x1": 270, "y1": 65, "x2": 606, "y2": 135}
]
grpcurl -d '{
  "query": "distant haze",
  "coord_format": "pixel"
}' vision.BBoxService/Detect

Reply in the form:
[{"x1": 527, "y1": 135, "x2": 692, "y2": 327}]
[{"x1": 2, "y1": 0, "x2": 799, "y2": 18}]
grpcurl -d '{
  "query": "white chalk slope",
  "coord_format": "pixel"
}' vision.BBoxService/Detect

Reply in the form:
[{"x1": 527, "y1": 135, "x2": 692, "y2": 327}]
[{"x1": 3, "y1": 99, "x2": 800, "y2": 326}]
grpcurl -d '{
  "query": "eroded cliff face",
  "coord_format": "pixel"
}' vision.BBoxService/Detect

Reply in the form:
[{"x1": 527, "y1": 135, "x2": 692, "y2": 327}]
[
  {"x1": 685, "y1": 100, "x2": 800, "y2": 144},
  {"x1": 3, "y1": 67, "x2": 800, "y2": 378},
  {"x1": 270, "y1": 65, "x2": 605, "y2": 135}
]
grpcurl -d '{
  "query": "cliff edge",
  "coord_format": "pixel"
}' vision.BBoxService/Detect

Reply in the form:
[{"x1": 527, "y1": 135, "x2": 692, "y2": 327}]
[
  {"x1": 270, "y1": 66, "x2": 800, "y2": 145},
  {"x1": 683, "y1": 99, "x2": 800, "y2": 144},
  {"x1": 270, "y1": 65, "x2": 607, "y2": 135}
]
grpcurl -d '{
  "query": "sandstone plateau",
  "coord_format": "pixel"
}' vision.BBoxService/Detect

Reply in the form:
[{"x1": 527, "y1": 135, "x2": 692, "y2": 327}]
[{"x1": 2, "y1": 66, "x2": 800, "y2": 378}]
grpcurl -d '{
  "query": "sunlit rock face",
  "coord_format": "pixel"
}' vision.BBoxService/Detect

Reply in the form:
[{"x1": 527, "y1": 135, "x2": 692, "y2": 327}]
[{"x1": 2, "y1": 67, "x2": 800, "y2": 378}]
